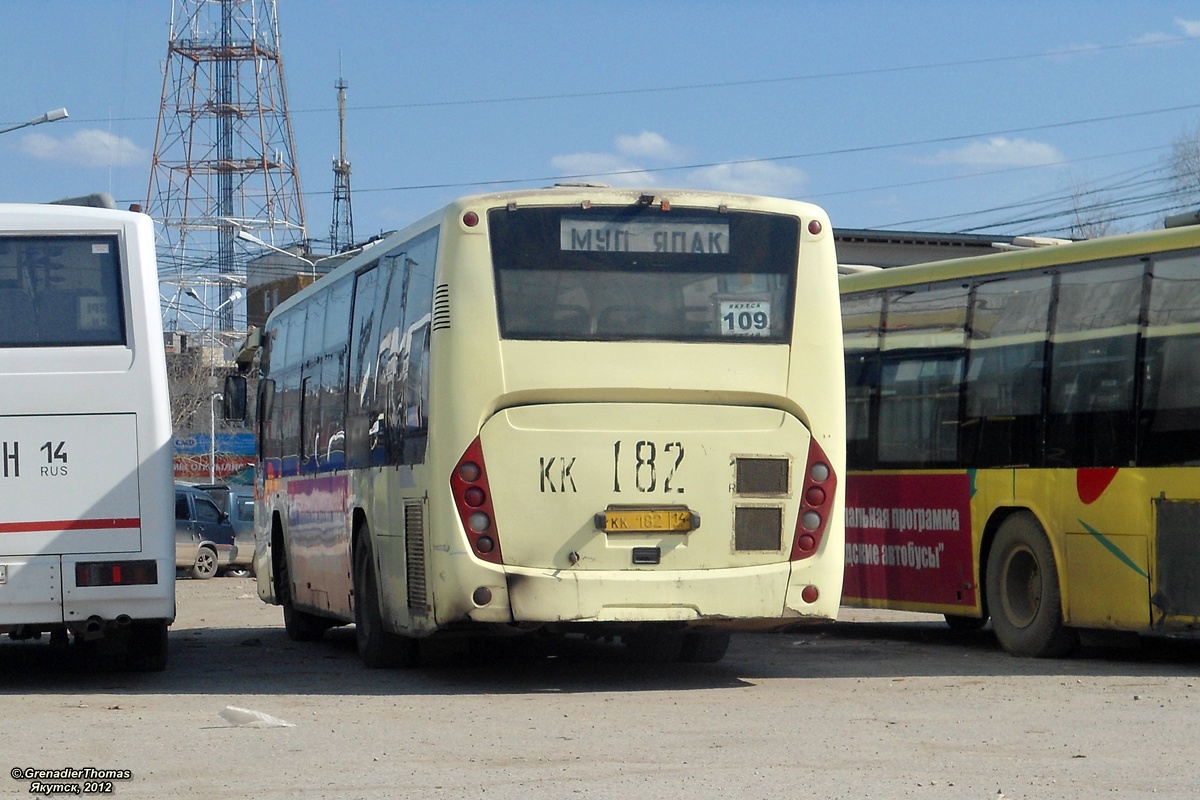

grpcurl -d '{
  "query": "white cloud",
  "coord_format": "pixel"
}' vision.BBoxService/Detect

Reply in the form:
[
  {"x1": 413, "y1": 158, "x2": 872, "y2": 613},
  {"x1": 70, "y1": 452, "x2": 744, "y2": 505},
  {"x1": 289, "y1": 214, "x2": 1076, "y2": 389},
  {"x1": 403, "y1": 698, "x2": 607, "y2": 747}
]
[
  {"x1": 1176, "y1": 18, "x2": 1200, "y2": 36},
  {"x1": 687, "y1": 161, "x2": 808, "y2": 196},
  {"x1": 15, "y1": 129, "x2": 147, "y2": 168},
  {"x1": 552, "y1": 132, "x2": 807, "y2": 196},
  {"x1": 922, "y1": 137, "x2": 1065, "y2": 168},
  {"x1": 615, "y1": 131, "x2": 682, "y2": 161},
  {"x1": 549, "y1": 151, "x2": 656, "y2": 186},
  {"x1": 1133, "y1": 18, "x2": 1200, "y2": 45},
  {"x1": 1134, "y1": 31, "x2": 1177, "y2": 45}
]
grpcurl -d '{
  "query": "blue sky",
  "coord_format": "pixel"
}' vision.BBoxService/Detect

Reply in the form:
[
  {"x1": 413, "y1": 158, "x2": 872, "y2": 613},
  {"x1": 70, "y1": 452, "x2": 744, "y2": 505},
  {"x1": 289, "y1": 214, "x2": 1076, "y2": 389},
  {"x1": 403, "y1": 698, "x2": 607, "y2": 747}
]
[{"x1": 3, "y1": 1, "x2": 1200, "y2": 250}]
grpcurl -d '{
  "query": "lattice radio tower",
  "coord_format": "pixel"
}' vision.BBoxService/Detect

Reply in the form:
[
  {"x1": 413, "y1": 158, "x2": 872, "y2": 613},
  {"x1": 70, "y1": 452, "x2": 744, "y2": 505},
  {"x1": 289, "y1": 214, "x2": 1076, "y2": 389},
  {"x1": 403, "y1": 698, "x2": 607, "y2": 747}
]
[
  {"x1": 147, "y1": 0, "x2": 306, "y2": 332},
  {"x1": 330, "y1": 74, "x2": 354, "y2": 253}
]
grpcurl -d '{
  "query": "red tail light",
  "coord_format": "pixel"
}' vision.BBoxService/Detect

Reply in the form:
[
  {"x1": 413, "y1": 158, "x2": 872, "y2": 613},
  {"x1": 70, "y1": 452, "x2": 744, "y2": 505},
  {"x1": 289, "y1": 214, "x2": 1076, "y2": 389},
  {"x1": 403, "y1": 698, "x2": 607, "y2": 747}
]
[
  {"x1": 451, "y1": 437, "x2": 503, "y2": 564},
  {"x1": 75, "y1": 559, "x2": 159, "y2": 587},
  {"x1": 791, "y1": 437, "x2": 837, "y2": 560}
]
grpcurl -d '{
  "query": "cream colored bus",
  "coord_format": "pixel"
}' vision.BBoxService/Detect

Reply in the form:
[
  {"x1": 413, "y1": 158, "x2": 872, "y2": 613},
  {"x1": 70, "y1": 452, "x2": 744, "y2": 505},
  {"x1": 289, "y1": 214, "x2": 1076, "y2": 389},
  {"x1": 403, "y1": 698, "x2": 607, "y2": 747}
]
[{"x1": 229, "y1": 186, "x2": 845, "y2": 666}]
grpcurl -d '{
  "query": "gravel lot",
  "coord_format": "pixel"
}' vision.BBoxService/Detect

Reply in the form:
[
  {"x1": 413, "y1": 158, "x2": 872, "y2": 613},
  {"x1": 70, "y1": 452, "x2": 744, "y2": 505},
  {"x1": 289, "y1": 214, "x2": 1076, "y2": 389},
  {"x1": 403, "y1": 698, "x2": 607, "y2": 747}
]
[{"x1": 2, "y1": 576, "x2": 1198, "y2": 799}]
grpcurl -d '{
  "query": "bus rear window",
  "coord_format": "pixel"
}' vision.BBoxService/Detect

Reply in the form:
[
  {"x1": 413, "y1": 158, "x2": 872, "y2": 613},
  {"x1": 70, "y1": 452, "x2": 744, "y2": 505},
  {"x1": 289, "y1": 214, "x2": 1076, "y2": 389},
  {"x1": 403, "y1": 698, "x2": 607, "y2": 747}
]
[
  {"x1": 0, "y1": 235, "x2": 125, "y2": 347},
  {"x1": 489, "y1": 206, "x2": 798, "y2": 342}
]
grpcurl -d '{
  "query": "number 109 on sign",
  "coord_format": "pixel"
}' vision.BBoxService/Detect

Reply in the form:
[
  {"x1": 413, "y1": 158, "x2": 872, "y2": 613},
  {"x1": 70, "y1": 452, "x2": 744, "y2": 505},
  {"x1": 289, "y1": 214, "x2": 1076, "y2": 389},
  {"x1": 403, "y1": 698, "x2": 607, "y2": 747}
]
[{"x1": 719, "y1": 300, "x2": 771, "y2": 336}]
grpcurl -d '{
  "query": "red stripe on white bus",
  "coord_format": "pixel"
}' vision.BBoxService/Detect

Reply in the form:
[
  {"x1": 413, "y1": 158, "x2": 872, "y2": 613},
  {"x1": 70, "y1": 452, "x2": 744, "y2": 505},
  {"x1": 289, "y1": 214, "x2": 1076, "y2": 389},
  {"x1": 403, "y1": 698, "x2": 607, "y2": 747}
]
[{"x1": 0, "y1": 518, "x2": 141, "y2": 534}]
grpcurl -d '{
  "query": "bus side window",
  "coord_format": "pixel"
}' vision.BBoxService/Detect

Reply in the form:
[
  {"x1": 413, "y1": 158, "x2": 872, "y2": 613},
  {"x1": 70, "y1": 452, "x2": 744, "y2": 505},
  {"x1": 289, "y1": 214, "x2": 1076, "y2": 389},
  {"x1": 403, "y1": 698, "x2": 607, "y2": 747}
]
[
  {"x1": 1140, "y1": 253, "x2": 1200, "y2": 466},
  {"x1": 1046, "y1": 262, "x2": 1142, "y2": 467},
  {"x1": 962, "y1": 274, "x2": 1051, "y2": 468}
]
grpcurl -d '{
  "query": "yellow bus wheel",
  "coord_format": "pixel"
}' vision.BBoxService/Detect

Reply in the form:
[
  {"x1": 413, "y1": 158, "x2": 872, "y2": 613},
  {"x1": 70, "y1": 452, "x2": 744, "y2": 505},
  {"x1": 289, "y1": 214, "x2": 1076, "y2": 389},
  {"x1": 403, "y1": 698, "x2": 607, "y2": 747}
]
[{"x1": 985, "y1": 512, "x2": 1077, "y2": 658}]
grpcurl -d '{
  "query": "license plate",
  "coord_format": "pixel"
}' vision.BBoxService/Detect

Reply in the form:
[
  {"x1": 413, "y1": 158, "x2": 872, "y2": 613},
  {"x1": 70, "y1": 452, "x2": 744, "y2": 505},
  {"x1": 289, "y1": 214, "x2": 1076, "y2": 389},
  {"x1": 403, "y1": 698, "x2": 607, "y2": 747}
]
[{"x1": 596, "y1": 508, "x2": 697, "y2": 533}]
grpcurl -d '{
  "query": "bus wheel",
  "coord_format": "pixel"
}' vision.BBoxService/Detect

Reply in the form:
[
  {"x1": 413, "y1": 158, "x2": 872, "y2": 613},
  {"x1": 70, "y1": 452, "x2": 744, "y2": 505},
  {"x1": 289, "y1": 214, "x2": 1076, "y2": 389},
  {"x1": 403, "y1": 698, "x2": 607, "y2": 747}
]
[
  {"x1": 624, "y1": 626, "x2": 684, "y2": 663},
  {"x1": 190, "y1": 546, "x2": 218, "y2": 580},
  {"x1": 679, "y1": 631, "x2": 731, "y2": 663},
  {"x1": 985, "y1": 513, "x2": 1077, "y2": 658},
  {"x1": 353, "y1": 534, "x2": 418, "y2": 669},
  {"x1": 943, "y1": 614, "x2": 988, "y2": 632},
  {"x1": 124, "y1": 620, "x2": 169, "y2": 672},
  {"x1": 277, "y1": 551, "x2": 329, "y2": 642}
]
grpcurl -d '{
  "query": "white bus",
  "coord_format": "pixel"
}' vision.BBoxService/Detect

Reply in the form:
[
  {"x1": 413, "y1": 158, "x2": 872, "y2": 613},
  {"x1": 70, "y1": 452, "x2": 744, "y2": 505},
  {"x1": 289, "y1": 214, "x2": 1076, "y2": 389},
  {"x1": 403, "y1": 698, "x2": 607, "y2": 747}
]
[
  {"x1": 0, "y1": 202, "x2": 174, "y2": 670},
  {"x1": 230, "y1": 186, "x2": 845, "y2": 666}
]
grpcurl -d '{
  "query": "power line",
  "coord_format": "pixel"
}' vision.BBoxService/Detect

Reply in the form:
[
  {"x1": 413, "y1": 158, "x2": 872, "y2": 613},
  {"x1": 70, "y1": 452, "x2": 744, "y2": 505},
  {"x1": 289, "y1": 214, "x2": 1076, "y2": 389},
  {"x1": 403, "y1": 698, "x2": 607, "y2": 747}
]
[
  {"x1": 303, "y1": 101, "x2": 1200, "y2": 198},
  {"x1": 64, "y1": 31, "x2": 1200, "y2": 127},
  {"x1": 806, "y1": 144, "x2": 1173, "y2": 203}
]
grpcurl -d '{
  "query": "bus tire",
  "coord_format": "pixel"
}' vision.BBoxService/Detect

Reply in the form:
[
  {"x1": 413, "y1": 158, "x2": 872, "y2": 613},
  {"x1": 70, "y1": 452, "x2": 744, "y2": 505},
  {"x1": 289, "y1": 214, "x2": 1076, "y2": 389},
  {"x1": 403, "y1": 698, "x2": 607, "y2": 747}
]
[
  {"x1": 353, "y1": 534, "x2": 417, "y2": 669},
  {"x1": 624, "y1": 626, "x2": 684, "y2": 663},
  {"x1": 190, "y1": 546, "x2": 218, "y2": 580},
  {"x1": 985, "y1": 513, "x2": 1077, "y2": 658},
  {"x1": 277, "y1": 549, "x2": 329, "y2": 642},
  {"x1": 679, "y1": 631, "x2": 731, "y2": 663},
  {"x1": 124, "y1": 620, "x2": 169, "y2": 672}
]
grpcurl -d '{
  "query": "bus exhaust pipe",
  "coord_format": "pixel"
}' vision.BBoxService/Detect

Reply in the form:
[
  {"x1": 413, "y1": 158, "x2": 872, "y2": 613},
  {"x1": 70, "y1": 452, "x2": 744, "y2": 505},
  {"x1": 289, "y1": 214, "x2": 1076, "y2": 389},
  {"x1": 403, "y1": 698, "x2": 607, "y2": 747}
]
[{"x1": 85, "y1": 616, "x2": 104, "y2": 634}]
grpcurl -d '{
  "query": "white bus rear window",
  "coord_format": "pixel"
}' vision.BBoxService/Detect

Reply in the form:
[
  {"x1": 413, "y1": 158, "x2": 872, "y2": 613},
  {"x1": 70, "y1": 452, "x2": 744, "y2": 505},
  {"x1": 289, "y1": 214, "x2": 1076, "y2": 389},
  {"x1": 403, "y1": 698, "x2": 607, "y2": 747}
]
[
  {"x1": 0, "y1": 235, "x2": 125, "y2": 347},
  {"x1": 490, "y1": 207, "x2": 798, "y2": 342}
]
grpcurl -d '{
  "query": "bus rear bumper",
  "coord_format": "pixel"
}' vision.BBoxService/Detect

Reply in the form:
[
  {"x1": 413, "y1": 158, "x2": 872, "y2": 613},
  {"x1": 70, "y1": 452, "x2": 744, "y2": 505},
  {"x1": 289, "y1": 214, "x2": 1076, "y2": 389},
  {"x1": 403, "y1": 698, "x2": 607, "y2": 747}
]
[
  {"x1": 0, "y1": 555, "x2": 174, "y2": 635},
  {"x1": 489, "y1": 561, "x2": 837, "y2": 627}
]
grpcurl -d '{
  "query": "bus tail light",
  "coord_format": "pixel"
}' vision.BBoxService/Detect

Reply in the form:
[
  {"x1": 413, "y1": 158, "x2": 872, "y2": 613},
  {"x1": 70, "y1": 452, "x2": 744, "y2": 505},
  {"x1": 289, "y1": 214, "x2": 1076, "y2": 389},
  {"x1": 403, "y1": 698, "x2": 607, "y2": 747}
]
[
  {"x1": 791, "y1": 438, "x2": 837, "y2": 561},
  {"x1": 451, "y1": 437, "x2": 503, "y2": 564},
  {"x1": 75, "y1": 560, "x2": 159, "y2": 587}
]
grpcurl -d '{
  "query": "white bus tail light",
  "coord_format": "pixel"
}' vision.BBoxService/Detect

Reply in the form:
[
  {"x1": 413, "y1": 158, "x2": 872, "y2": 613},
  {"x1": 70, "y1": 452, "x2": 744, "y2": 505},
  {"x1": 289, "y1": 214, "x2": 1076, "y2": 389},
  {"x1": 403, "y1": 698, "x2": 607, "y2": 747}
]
[
  {"x1": 75, "y1": 559, "x2": 159, "y2": 587},
  {"x1": 451, "y1": 437, "x2": 504, "y2": 564},
  {"x1": 791, "y1": 439, "x2": 836, "y2": 561}
]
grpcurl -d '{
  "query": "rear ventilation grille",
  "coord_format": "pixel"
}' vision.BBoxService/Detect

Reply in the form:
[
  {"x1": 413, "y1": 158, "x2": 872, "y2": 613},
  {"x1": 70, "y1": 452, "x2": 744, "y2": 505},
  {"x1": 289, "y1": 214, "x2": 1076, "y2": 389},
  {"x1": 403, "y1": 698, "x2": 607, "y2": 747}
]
[
  {"x1": 405, "y1": 501, "x2": 428, "y2": 613},
  {"x1": 734, "y1": 506, "x2": 783, "y2": 551},
  {"x1": 432, "y1": 284, "x2": 451, "y2": 330},
  {"x1": 735, "y1": 457, "x2": 790, "y2": 496},
  {"x1": 1155, "y1": 499, "x2": 1200, "y2": 616}
]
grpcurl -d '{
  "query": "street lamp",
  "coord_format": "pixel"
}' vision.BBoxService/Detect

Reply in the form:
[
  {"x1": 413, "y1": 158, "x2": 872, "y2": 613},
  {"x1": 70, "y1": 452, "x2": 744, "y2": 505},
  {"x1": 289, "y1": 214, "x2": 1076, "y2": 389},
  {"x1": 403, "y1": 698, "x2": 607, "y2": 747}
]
[
  {"x1": 185, "y1": 285, "x2": 243, "y2": 317},
  {"x1": 234, "y1": 227, "x2": 362, "y2": 277},
  {"x1": 0, "y1": 107, "x2": 68, "y2": 136},
  {"x1": 235, "y1": 228, "x2": 318, "y2": 276}
]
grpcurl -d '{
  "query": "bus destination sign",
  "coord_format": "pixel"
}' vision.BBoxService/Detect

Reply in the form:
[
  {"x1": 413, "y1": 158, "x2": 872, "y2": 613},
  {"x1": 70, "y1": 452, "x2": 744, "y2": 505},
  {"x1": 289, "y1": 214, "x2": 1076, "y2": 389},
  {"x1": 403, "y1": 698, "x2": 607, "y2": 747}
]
[{"x1": 560, "y1": 217, "x2": 729, "y2": 254}]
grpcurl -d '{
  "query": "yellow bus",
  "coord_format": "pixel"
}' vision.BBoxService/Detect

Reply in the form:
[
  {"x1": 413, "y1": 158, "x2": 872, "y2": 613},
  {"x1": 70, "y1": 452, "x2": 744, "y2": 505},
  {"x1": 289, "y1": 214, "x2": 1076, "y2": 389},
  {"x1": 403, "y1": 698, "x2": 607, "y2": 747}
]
[
  {"x1": 840, "y1": 221, "x2": 1200, "y2": 656},
  {"x1": 228, "y1": 185, "x2": 845, "y2": 666}
]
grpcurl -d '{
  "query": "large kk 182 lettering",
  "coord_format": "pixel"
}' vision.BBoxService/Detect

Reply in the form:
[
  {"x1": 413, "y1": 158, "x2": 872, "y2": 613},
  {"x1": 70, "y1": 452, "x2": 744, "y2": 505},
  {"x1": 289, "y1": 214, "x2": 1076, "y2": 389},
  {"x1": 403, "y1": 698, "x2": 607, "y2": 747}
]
[{"x1": 613, "y1": 440, "x2": 684, "y2": 493}]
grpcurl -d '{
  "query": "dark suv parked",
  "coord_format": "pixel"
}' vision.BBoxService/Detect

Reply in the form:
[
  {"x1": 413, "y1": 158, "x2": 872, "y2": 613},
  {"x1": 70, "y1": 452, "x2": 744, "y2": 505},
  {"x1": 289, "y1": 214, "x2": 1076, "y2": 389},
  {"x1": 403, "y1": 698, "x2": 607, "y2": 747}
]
[
  {"x1": 195, "y1": 483, "x2": 255, "y2": 577},
  {"x1": 174, "y1": 483, "x2": 235, "y2": 579}
]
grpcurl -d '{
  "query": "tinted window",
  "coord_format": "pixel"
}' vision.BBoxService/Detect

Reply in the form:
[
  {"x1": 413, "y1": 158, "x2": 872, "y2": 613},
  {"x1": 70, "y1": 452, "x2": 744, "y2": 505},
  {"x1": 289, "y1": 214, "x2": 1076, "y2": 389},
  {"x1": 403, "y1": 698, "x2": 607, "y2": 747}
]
[
  {"x1": 490, "y1": 206, "x2": 798, "y2": 342},
  {"x1": 1046, "y1": 262, "x2": 1142, "y2": 467},
  {"x1": 234, "y1": 496, "x2": 254, "y2": 522},
  {"x1": 877, "y1": 284, "x2": 967, "y2": 467},
  {"x1": 194, "y1": 496, "x2": 221, "y2": 524},
  {"x1": 1140, "y1": 251, "x2": 1200, "y2": 465},
  {"x1": 842, "y1": 292, "x2": 883, "y2": 469},
  {"x1": 962, "y1": 274, "x2": 1052, "y2": 467},
  {"x1": 0, "y1": 235, "x2": 125, "y2": 347},
  {"x1": 346, "y1": 229, "x2": 439, "y2": 468},
  {"x1": 877, "y1": 354, "x2": 964, "y2": 467}
]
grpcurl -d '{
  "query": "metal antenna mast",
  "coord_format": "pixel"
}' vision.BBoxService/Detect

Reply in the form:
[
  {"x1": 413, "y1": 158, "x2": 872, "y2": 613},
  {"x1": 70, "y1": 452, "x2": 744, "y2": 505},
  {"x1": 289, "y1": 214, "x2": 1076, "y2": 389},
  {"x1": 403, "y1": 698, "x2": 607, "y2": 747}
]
[
  {"x1": 147, "y1": 0, "x2": 307, "y2": 332},
  {"x1": 330, "y1": 73, "x2": 354, "y2": 253}
]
